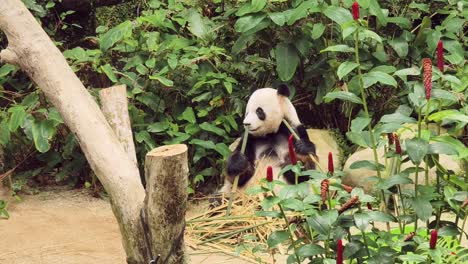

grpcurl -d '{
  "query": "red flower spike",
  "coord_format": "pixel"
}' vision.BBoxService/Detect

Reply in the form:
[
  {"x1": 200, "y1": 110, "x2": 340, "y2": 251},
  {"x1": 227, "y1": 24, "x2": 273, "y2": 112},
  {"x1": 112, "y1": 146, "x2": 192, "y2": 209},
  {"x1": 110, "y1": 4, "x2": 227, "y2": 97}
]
[
  {"x1": 387, "y1": 133, "x2": 394, "y2": 145},
  {"x1": 430, "y1": 229, "x2": 438, "y2": 249},
  {"x1": 341, "y1": 184, "x2": 353, "y2": 193},
  {"x1": 404, "y1": 232, "x2": 416, "y2": 242},
  {"x1": 422, "y1": 58, "x2": 432, "y2": 100},
  {"x1": 352, "y1": 1, "x2": 359, "y2": 20},
  {"x1": 367, "y1": 202, "x2": 373, "y2": 210},
  {"x1": 321, "y1": 179, "x2": 330, "y2": 203},
  {"x1": 394, "y1": 134, "x2": 401, "y2": 154},
  {"x1": 288, "y1": 134, "x2": 297, "y2": 165},
  {"x1": 336, "y1": 239, "x2": 343, "y2": 264},
  {"x1": 266, "y1": 166, "x2": 273, "y2": 182},
  {"x1": 328, "y1": 152, "x2": 334, "y2": 175},
  {"x1": 437, "y1": 41, "x2": 444, "y2": 73}
]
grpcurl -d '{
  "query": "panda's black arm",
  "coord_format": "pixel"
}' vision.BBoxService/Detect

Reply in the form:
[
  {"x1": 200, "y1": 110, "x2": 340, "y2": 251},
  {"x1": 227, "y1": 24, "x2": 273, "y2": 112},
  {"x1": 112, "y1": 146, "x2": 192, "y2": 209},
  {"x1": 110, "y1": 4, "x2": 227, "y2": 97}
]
[
  {"x1": 226, "y1": 135, "x2": 256, "y2": 187},
  {"x1": 293, "y1": 124, "x2": 316, "y2": 155}
]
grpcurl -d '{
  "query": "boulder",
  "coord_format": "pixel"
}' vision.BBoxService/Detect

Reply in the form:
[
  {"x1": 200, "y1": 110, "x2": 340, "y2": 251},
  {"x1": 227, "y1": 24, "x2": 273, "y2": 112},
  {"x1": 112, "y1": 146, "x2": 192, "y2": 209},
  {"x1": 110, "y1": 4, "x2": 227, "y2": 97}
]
[{"x1": 342, "y1": 149, "x2": 462, "y2": 193}]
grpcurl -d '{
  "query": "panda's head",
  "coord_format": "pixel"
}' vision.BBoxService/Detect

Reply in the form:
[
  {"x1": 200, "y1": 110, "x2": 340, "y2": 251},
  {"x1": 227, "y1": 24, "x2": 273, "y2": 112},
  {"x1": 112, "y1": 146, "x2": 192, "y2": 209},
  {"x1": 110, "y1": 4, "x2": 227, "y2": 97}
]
[{"x1": 243, "y1": 84, "x2": 300, "y2": 137}]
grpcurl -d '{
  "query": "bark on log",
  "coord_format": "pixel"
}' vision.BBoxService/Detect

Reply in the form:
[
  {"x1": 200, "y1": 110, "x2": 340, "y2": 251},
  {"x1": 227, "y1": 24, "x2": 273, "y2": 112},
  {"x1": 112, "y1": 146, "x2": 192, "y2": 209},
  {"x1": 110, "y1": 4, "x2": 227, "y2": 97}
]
[
  {"x1": 144, "y1": 144, "x2": 189, "y2": 264},
  {"x1": 0, "y1": 1, "x2": 147, "y2": 262},
  {"x1": 99, "y1": 85, "x2": 138, "y2": 167}
]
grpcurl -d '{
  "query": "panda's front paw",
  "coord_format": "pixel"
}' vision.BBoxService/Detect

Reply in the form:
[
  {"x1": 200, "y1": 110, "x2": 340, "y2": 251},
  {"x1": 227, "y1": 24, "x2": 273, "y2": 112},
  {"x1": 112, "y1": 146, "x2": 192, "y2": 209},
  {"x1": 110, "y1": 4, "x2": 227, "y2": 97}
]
[
  {"x1": 294, "y1": 139, "x2": 316, "y2": 155},
  {"x1": 227, "y1": 152, "x2": 250, "y2": 176}
]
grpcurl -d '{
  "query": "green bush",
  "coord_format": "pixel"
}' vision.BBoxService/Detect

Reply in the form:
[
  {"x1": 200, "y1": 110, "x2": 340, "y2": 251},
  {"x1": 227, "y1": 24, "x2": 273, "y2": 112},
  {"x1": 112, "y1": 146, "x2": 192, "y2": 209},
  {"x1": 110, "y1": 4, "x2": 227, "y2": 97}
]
[{"x1": 0, "y1": 0, "x2": 466, "y2": 195}]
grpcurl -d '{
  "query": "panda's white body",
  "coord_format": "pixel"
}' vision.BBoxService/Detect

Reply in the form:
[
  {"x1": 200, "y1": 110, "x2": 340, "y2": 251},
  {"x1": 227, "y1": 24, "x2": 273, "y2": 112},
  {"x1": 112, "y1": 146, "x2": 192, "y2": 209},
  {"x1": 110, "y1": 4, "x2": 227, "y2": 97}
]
[{"x1": 220, "y1": 86, "x2": 316, "y2": 194}]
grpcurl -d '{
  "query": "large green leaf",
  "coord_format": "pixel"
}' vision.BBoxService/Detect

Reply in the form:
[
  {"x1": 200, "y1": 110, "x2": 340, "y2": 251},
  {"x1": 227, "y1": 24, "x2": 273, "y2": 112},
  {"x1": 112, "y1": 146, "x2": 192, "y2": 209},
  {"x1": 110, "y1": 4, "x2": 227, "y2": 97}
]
[
  {"x1": 0, "y1": 64, "x2": 16, "y2": 78},
  {"x1": 32, "y1": 120, "x2": 55, "y2": 153},
  {"x1": 101, "y1": 64, "x2": 117, "y2": 83},
  {"x1": 0, "y1": 120, "x2": 10, "y2": 146},
  {"x1": 354, "y1": 212, "x2": 371, "y2": 231},
  {"x1": 363, "y1": 71, "x2": 397, "y2": 88},
  {"x1": 180, "y1": 107, "x2": 196, "y2": 124},
  {"x1": 297, "y1": 244, "x2": 325, "y2": 257},
  {"x1": 267, "y1": 230, "x2": 290, "y2": 248},
  {"x1": 323, "y1": 6, "x2": 353, "y2": 26},
  {"x1": 321, "y1": 45, "x2": 354, "y2": 53},
  {"x1": 379, "y1": 112, "x2": 416, "y2": 124},
  {"x1": 350, "y1": 160, "x2": 385, "y2": 171},
  {"x1": 287, "y1": 0, "x2": 320, "y2": 25},
  {"x1": 187, "y1": 9, "x2": 208, "y2": 38},
  {"x1": 8, "y1": 106, "x2": 26, "y2": 132},
  {"x1": 337, "y1": 62, "x2": 359, "y2": 80},
  {"x1": 428, "y1": 142, "x2": 458, "y2": 155},
  {"x1": 190, "y1": 139, "x2": 216, "y2": 150},
  {"x1": 100, "y1": 21, "x2": 133, "y2": 51},
  {"x1": 398, "y1": 254, "x2": 427, "y2": 263},
  {"x1": 351, "y1": 117, "x2": 371, "y2": 132},
  {"x1": 369, "y1": 0, "x2": 387, "y2": 26},
  {"x1": 275, "y1": 43, "x2": 300, "y2": 82},
  {"x1": 375, "y1": 174, "x2": 413, "y2": 190},
  {"x1": 388, "y1": 38, "x2": 408, "y2": 58},
  {"x1": 323, "y1": 91, "x2": 363, "y2": 104},
  {"x1": 307, "y1": 210, "x2": 338, "y2": 235},
  {"x1": 405, "y1": 138, "x2": 429, "y2": 164},
  {"x1": 149, "y1": 75, "x2": 174, "y2": 87},
  {"x1": 311, "y1": 23, "x2": 326, "y2": 39},
  {"x1": 199, "y1": 122, "x2": 226, "y2": 137},
  {"x1": 428, "y1": 110, "x2": 468, "y2": 123},
  {"x1": 234, "y1": 13, "x2": 266, "y2": 33},
  {"x1": 393, "y1": 67, "x2": 420, "y2": 77},
  {"x1": 236, "y1": 0, "x2": 267, "y2": 16},
  {"x1": 411, "y1": 197, "x2": 433, "y2": 221}
]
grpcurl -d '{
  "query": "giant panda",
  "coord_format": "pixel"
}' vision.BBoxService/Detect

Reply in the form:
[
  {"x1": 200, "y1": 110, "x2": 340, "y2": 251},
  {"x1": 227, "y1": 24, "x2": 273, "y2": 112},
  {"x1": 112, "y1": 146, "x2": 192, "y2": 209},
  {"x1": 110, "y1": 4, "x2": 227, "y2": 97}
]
[{"x1": 219, "y1": 84, "x2": 317, "y2": 194}]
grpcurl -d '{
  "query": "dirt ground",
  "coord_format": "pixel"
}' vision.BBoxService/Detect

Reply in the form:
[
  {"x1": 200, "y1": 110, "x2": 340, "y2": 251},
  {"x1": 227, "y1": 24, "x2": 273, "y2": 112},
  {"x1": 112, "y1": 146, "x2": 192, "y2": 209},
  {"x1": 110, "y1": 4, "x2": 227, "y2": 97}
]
[{"x1": 0, "y1": 186, "x2": 251, "y2": 264}]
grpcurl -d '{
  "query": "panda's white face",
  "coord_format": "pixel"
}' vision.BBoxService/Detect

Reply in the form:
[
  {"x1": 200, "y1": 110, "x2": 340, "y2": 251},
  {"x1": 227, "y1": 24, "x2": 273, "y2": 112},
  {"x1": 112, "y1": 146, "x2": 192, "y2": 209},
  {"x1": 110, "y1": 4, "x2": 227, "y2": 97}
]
[{"x1": 243, "y1": 88, "x2": 284, "y2": 137}]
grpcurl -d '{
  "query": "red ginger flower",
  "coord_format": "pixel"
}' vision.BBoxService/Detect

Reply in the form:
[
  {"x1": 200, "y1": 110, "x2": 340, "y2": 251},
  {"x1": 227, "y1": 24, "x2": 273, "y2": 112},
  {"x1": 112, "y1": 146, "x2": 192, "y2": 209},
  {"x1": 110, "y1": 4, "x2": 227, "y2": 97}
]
[
  {"x1": 328, "y1": 152, "x2": 334, "y2": 175},
  {"x1": 336, "y1": 239, "x2": 343, "y2": 264},
  {"x1": 394, "y1": 134, "x2": 401, "y2": 154},
  {"x1": 404, "y1": 231, "x2": 416, "y2": 242},
  {"x1": 341, "y1": 184, "x2": 353, "y2": 193},
  {"x1": 437, "y1": 41, "x2": 444, "y2": 73},
  {"x1": 387, "y1": 133, "x2": 394, "y2": 145},
  {"x1": 338, "y1": 196, "x2": 360, "y2": 214},
  {"x1": 321, "y1": 179, "x2": 330, "y2": 203},
  {"x1": 352, "y1": 1, "x2": 359, "y2": 20},
  {"x1": 266, "y1": 166, "x2": 273, "y2": 182},
  {"x1": 288, "y1": 134, "x2": 297, "y2": 165},
  {"x1": 422, "y1": 58, "x2": 432, "y2": 100},
  {"x1": 430, "y1": 229, "x2": 438, "y2": 249}
]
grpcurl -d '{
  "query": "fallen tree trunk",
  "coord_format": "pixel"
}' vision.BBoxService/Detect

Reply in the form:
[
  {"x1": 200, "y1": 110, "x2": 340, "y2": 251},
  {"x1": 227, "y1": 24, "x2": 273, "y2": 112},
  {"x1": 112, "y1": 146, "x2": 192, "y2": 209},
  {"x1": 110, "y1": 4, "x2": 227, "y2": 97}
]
[{"x1": 0, "y1": 0, "x2": 147, "y2": 262}]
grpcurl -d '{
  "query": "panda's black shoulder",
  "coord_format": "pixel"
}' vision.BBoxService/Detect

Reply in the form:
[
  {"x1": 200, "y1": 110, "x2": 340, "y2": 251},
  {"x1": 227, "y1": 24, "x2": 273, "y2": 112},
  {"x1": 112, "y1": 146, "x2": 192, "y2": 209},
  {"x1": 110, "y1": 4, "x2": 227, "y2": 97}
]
[{"x1": 277, "y1": 84, "x2": 290, "y2": 97}]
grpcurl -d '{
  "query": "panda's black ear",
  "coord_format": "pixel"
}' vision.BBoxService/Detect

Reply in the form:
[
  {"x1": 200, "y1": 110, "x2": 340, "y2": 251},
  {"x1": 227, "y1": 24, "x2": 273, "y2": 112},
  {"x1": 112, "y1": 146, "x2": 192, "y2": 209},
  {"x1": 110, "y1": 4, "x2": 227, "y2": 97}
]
[{"x1": 277, "y1": 84, "x2": 290, "y2": 97}]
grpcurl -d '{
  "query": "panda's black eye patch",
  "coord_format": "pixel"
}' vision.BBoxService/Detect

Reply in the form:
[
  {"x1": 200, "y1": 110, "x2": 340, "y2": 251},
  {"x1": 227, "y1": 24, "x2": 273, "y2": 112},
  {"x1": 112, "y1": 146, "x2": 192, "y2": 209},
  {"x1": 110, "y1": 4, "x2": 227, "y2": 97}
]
[{"x1": 256, "y1": 107, "x2": 266, "y2": 120}]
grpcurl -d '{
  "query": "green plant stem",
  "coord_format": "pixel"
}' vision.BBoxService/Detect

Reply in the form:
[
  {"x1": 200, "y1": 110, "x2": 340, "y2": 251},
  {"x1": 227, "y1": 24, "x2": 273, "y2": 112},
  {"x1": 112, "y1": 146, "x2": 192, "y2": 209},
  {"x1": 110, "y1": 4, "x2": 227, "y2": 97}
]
[
  {"x1": 414, "y1": 107, "x2": 424, "y2": 232},
  {"x1": 226, "y1": 127, "x2": 249, "y2": 216},
  {"x1": 273, "y1": 190, "x2": 301, "y2": 264},
  {"x1": 354, "y1": 25, "x2": 389, "y2": 231},
  {"x1": 459, "y1": 210, "x2": 467, "y2": 244},
  {"x1": 358, "y1": 208, "x2": 371, "y2": 259}
]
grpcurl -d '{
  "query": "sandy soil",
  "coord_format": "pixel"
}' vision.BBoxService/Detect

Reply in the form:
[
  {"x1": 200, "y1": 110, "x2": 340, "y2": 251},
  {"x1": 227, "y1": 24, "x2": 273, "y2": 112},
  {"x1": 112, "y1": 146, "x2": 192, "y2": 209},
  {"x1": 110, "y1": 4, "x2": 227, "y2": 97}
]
[{"x1": 0, "y1": 186, "x2": 251, "y2": 264}]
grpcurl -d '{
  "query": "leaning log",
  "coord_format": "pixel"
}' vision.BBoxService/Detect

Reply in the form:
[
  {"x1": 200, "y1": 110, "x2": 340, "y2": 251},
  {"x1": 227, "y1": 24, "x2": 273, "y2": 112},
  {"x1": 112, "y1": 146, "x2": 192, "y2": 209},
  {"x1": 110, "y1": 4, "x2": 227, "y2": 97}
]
[{"x1": 0, "y1": 1, "x2": 146, "y2": 262}]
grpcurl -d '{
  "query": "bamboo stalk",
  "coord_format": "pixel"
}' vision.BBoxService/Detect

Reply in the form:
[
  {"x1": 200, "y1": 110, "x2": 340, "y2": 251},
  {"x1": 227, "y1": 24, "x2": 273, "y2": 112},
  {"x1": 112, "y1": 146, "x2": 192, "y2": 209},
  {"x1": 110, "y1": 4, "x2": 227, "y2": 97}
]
[
  {"x1": 282, "y1": 119, "x2": 323, "y2": 172},
  {"x1": 226, "y1": 127, "x2": 249, "y2": 216}
]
